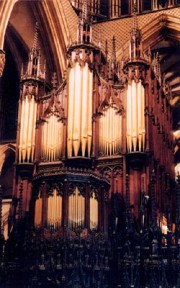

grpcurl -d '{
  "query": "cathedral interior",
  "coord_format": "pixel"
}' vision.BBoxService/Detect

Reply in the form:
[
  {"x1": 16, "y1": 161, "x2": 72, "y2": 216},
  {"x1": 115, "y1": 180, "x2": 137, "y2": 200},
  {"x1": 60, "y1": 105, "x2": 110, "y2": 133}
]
[{"x1": 0, "y1": 0, "x2": 180, "y2": 287}]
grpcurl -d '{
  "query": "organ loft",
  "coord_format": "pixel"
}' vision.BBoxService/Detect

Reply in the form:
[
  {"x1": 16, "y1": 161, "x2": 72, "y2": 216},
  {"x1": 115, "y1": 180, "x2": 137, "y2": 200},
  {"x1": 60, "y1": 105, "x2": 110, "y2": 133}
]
[{"x1": 0, "y1": 1, "x2": 180, "y2": 287}]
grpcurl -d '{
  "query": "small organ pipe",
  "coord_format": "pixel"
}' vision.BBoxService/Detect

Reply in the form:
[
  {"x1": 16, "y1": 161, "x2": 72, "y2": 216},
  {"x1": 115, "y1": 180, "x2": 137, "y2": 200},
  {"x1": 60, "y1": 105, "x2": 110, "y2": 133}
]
[
  {"x1": 126, "y1": 81, "x2": 145, "y2": 152},
  {"x1": 81, "y1": 63, "x2": 88, "y2": 156},
  {"x1": 67, "y1": 67, "x2": 75, "y2": 157},
  {"x1": 88, "y1": 70, "x2": 93, "y2": 157},
  {"x1": 73, "y1": 63, "x2": 82, "y2": 156}
]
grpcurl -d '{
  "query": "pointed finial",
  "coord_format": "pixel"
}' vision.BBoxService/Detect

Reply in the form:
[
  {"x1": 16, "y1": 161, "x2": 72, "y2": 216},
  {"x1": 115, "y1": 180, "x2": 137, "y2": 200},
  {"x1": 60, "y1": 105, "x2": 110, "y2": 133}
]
[
  {"x1": 32, "y1": 22, "x2": 39, "y2": 52},
  {"x1": 112, "y1": 35, "x2": 116, "y2": 62},
  {"x1": 132, "y1": 0, "x2": 138, "y2": 31},
  {"x1": 105, "y1": 40, "x2": 108, "y2": 59},
  {"x1": 82, "y1": 0, "x2": 88, "y2": 20}
]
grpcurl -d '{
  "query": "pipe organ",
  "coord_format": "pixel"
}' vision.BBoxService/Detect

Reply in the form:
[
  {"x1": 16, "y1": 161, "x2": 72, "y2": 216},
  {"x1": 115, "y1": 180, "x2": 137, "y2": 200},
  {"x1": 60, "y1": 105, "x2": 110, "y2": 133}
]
[
  {"x1": 14, "y1": 6, "x2": 175, "y2": 239},
  {"x1": 2, "y1": 3, "x2": 179, "y2": 287}
]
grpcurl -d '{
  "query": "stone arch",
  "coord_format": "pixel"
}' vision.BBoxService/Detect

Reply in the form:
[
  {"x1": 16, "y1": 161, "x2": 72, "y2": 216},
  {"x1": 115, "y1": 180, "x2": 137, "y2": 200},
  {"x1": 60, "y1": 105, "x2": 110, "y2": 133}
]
[
  {"x1": 0, "y1": 143, "x2": 16, "y2": 175},
  {"x1": 0, "y1": 0, "x2": 78, "y2": 77}
]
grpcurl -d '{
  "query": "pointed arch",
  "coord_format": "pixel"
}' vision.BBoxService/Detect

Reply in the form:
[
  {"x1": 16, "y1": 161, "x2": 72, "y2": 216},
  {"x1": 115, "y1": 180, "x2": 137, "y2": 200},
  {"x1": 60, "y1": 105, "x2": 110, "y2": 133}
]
[
  {"x1": 0, "y1": 0, "x2": 78, "y2": 77},
  {"x1": 0, "y1": 144, "x2": 16, "y2": 175}
]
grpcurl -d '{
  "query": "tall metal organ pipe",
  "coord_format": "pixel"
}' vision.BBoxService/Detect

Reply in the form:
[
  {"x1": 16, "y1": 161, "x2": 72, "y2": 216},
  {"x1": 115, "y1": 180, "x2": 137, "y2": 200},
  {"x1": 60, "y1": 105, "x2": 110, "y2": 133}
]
[
  {"x1": 126, "y1": 80, "x2": 145, "y2": 152},
  {"x1": 67, "y1": 57, "x2": 93, "y2": 158}
]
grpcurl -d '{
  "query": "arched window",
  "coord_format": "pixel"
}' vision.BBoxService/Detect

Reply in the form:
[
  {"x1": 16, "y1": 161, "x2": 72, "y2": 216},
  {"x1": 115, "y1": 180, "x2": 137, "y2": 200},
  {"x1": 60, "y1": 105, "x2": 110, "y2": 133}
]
[
  {"x1": 142, "y1": 0, "x2": 152, "y2": 11},
  {"x1": 121, "y1": 0, "x2": 129, "y2": 15}
]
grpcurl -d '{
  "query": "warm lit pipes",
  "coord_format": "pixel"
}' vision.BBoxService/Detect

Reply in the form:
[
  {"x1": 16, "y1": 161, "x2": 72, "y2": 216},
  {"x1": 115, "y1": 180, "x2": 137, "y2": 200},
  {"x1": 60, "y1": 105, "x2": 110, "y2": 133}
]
[
  {"x1": 99, "y1": 101, "x2": 122, "y2": 156},
  {"x1": 41, "y1": 112, "x2": 63, "y2": 162},
  {"x1": 18, "y1": 95, "x2": 37, "y2": 163},
  {"x1": 47, "y1": 189, "x2": 62, "y2": 229},
  {"x1": 126, "y1": 80, "x2": 145, "y2": 153},
  {"x1": 68, "y1": 187, "x2": 85, "y2": 230},
  {"x1": 90, "y1": 191, "x2": 98, "y2": 229},
  {"x1": 67, "y1": 54, "x2": 93, "y2": 158}
]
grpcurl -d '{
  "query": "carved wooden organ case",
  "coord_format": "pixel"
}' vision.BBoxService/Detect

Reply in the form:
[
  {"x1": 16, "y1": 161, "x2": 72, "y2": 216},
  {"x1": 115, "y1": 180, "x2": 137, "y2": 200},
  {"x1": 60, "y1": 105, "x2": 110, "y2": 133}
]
[{"x1": 14, "y1": 12, "x2": 174, "y2": 234}]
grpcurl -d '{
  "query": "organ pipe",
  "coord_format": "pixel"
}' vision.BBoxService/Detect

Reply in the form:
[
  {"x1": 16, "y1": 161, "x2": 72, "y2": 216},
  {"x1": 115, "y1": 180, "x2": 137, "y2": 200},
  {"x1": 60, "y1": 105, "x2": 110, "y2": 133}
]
[
  {"x1": 88, "y1": 68, "x2": 93, "y2": 157},
  {"x1": 99, "y1": 102, "x2": 122, "y2": 156},
  {"x1": 34, "y1": 192, "x2": 42, "y2": 227},
  {"x1": 126, "y1": 80, "x2": 145, "y2": 152},
  {"x1": 18, "y1": 96, "x2": 37, "y2": 162},
  {"x1": 47, "y1": 189, "x2": 62, "y2": 229},
  {"x1": 68, "y1": 187, "x2": 85, "y2": 230},
  {"x1": 41, "y1": 113, "x2": 63, "y2": 162},
  {"x1": 67, "y1": 59, "x2": 93, "y2": 157},
  {"x1": 73, "y1": 63, "x2": 82, "y2": 156},
  {"x1": 90, "y1": 192, "x2": 98, "y2": 229},
  {"x1": 81, "y1": 63, "x2": 88, "y2": 156}
]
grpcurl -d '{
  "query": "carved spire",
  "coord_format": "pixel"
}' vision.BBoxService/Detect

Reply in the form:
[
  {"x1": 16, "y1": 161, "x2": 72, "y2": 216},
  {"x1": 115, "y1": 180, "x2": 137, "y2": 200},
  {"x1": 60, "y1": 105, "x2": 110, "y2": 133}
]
[
  {"x1": 32, "y1": 22, "x2": 39, "y2": 52},
  {"x1": 111, "y1": 35, "x2": 116, "y2": 66},
  {"x1": 123, "y1": 0, "x2": 149, "y2": 82},
  {"x1": 82, "y1": 0, "x2": 88, "y2": 21},
  {"x1": 22, "y1": 22, "x2": 45, "y2": 80},
  {"x1": 108, "y1": 36, "x2": 117, "y2": 81},
  {"x1": 132, "y1": 0, "x2": 138, "y2": 31},
  {"x1": 129, "y1": 0, "x2": 142, "y2": 61},
  {"x1": 77, "y1": 0, "x2": 92, "y2": 44}
]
